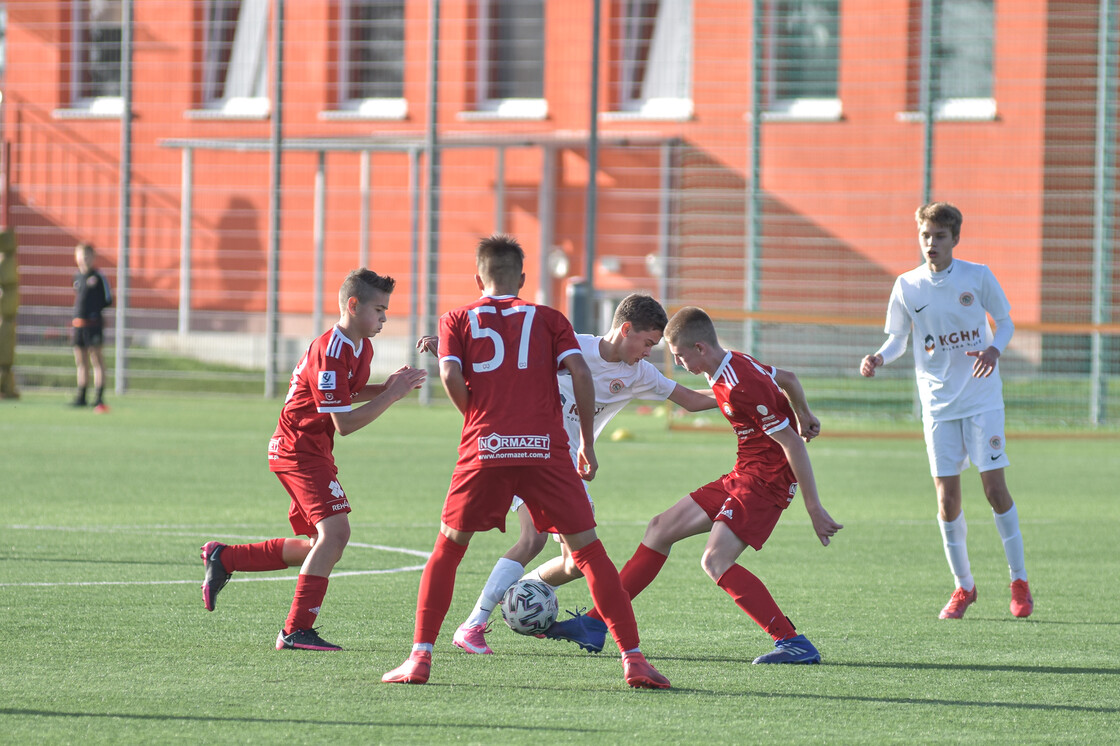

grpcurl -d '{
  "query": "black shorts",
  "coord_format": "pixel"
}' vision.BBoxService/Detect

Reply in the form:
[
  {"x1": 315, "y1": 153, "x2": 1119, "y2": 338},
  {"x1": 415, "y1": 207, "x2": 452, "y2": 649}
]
[{"x1": 72, "y1": 324, "x2": 105, "y2": 348}]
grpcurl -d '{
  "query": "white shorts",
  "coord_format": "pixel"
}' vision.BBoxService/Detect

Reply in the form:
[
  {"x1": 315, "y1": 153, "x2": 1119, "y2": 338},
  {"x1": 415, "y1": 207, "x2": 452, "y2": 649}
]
[
  {"x1": 923, "y1": 409, "x2": 1009, "y2": 478},
  {"x1": 511, "y1": 486, "x2": 594, "y2": 541}
]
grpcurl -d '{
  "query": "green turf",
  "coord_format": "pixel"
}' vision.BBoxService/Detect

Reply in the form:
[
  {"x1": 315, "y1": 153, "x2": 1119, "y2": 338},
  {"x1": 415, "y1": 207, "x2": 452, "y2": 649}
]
[{"x1": 1, "y1": 393, "x2": 1118, "y2": 744}]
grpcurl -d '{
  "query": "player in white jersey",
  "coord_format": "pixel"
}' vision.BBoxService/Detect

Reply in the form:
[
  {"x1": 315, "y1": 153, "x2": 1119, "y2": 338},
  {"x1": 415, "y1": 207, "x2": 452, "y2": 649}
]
[
  {"x1": 861, "y1": 202, "x2": 1032, "y2": 620},
  {"x1": 420, "y1": 294, "x2": 718, "y2": 654}
]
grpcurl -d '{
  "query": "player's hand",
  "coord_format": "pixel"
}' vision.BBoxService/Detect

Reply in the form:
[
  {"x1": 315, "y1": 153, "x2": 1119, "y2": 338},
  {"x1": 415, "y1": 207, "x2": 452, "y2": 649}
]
[
  {"x1": 798, "y1": 411, "x2": 821, "y2": 442},
  {"x1": 385, "y1": 365, "x2": 427, "y2": 399},
  {"x1": 966, "y1": 346, "x2": 1000, "y2": 378},
  {"x1": 416, "y1": 335, "x2": 438, "y2": 355},
  {"x1": 807, "y1": 505, "x2": 843, "y2": 546},
  {"x1": 577, "y1": 445, "x2": 598, "y2": 482},
  {"x1": 859, "y1": 354, "x2": 883, "y2": 377}
]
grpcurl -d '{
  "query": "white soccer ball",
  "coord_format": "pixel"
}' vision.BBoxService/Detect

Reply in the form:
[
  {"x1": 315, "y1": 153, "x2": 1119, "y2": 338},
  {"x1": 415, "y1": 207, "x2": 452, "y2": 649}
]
[{"x1": 500, "y1": 579, "x2": 559, "y2": 636}]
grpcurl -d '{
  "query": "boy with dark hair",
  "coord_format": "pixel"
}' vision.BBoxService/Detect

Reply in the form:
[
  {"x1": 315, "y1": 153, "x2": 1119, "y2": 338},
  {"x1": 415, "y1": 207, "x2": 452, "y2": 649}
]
[
  {"x1": 550, "y1": 306, "x2": 843, "y2": 663},
  {"x1": 200, "y1": 268, "x2": 426, "y2": 651},
  {"x1": 382, "y1": 235, "x2": 670, "y2": 688},
  {"x1": 430, "y1": 292, "x2": 717, "y2": 655}
]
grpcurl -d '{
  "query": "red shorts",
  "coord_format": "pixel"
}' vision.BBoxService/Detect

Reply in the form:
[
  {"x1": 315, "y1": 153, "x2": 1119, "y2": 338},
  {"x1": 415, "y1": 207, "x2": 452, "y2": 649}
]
[
  {"x1": 443, "y1": 464, "x2": 596, "y2": 535},
  {"x1": 274, "y1": 466, "x2": 351, "y2": 537},
  {"x1": 689, "y1": 472, "x2": 789, "y2": 551}
]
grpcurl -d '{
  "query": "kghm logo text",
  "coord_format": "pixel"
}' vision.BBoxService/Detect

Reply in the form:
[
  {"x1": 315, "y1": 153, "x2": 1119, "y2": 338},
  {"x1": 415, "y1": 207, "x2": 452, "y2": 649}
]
[
  {"x1": 924, "y1": 328, "x2": 981, "y2": 354},
  {"x1": 478, "y1": 433, "x2": 551, "y2": 453}
]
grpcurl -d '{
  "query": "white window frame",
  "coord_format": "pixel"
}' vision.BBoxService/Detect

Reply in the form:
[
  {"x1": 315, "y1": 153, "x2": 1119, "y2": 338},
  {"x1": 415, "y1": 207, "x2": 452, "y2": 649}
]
[
  {"x1": 467, "y1": 0, "x2": 547, "y2": 120},
  {"x1": 608, "y1": 0, "x2": 693, "y2": 120},
  {"x1": 66, "y1": 0, "x2": 124, "y2": 117},
  {"x1": 325, "y1": 0, "x2": 408, "y2": 121},
  {"x1": 189, "y1": 0, "x2": 270, "y2": 120},
  {"x1": 764, "y1": 0, "x2": 842, "y2": 122}
]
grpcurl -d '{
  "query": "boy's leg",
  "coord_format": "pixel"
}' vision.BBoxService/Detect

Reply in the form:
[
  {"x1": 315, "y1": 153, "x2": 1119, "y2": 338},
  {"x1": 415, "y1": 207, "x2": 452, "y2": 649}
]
[
  {"x1": 935, "y1": 474, "x2": 978, "y2": 618},
  {"x1": 455, "y1": 505, "x2": 546, "y2": 653},
  {"x1": 89, "y1": 345, "x2": 106, "y2": 407},
  {"x1": 72, "y1": 346, "x2": 89, "y2": 405},
  {"x1": 704, "y1": 523, "x2": 797, "y2": 642},
  {"x1": 981, "y1": 468, "x2": 1032, "y2": 617},
  {"x1": 382, "y1": 527, "x2": 471, "y2": 683},
  {"x1": 278, "y1": 513, "x2": 350, "y2": 649},
  {"x1": 200, "y1": 537, "x2": 309, "y2": 611}
]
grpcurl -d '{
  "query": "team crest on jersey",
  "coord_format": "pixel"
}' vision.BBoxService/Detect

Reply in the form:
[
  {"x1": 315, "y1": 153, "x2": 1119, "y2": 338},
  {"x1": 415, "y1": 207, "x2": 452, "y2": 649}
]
[
  {"x1": 609, "y1": 378, "x2": 625, "y2": 395},
  {"x1": 959, "y1": 292, "x2": 975, "y2": 307},
  {"x1": 756, "y1": 405, "x2": 769, "y2": 416},
  {"x1": 924, "y1": 334, "x2": 936, "y2": 354},
  {"x1": 989, "y1": 435, "x2": 1002, "y2": 450},
  {"x1": 722, "y1": 402, "x2": 734, "y2": 417}
]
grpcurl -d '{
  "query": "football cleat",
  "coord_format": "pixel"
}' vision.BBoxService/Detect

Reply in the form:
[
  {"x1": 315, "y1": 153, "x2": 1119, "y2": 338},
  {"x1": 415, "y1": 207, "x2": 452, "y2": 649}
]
[
  {"x1": 1010, "y1": 579, "x2": 1033, "y2": 618},
  {"x1": 200, "y1": 541, "x2": 231, "y2": 612},
  {"x1": 381, "y1": 650, "x2": 432, "y2": 684},
  {"x1": 542, "y1": 610, "x2": 608, "y2": 653},
  {"x1": 939, "y1": 585, "x2": 977, "y2": 619},
  {"x1": 622, "y1": 651, "x2": 671, "y2": 689},
  {"x1": 452, "y1": 622, "x2": 494, "y2": 654},
  {"x1": 752, "y1": 634, "x2": 821, "y2": 664},
  {"x1": 275, "y1": 627, "x2": 342, "y2": 651}
]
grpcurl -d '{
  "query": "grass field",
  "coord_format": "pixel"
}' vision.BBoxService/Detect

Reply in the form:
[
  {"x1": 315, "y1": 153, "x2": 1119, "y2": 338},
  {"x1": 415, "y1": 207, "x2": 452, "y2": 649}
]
[{"x1": 2, "y1": 392, "x2": 1118, "y2": 744}]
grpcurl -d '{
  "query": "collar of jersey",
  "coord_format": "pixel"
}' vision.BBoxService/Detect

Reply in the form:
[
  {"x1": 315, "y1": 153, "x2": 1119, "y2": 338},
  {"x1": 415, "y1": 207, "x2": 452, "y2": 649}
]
[{"x1": 707, "y1": 350, "x2": 734, "y2": 385}]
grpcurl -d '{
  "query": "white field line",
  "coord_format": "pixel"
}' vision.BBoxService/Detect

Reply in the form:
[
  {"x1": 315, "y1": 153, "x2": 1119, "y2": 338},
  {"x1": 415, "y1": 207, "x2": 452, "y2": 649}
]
[{"x1": 0, "y1": 525, "x2": 430, "y2": 588}]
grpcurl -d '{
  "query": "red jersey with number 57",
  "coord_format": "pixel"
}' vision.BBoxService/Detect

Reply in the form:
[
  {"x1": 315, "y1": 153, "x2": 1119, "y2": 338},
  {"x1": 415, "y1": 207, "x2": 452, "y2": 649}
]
[
  {"x1": 268, "y1": 326, "x2": 373, "y2": 472},
  {"x1": 439, "y1": 294, "x2": 582, "y2": 469},
  {"x1": 707, "y1": 350, "x2": 799, "y2": 507}
]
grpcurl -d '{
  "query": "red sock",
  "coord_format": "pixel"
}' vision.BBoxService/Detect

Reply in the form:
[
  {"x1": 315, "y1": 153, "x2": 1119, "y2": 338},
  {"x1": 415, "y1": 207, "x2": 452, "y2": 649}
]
[
  {"x1": 414, "y1": 533, "x2": 468, "y2": 644},
  {"x1": 221, "y1": 539, "x2": 288, "y2": 572},
  {"x1": 716, "y1": 564, "x2": 796, "y2": 641},
  {"x1": 571, "y1": 539, "x2": 639, "y2": 652},
  {"x1": 587, "y1": 543, "x2": 667, "y2": 622},
  {"x1": 284, "y1": 574, "x2": 329, "y2": 634}
]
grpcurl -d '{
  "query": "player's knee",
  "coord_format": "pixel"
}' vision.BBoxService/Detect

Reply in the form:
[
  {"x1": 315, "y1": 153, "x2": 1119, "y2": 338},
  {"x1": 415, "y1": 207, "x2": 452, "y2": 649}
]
[{"x1": 699, "y1": 548, "x2": 728, "y2": 582}]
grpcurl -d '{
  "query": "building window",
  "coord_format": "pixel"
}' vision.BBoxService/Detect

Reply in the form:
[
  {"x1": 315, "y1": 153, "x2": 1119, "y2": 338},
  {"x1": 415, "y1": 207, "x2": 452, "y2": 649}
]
[
  {"x1": 336, "y1": 0, "x2": 407, "y2": 119},
  {"x1": 932, "y1": 0, "x2": 994, "y2": 118},
  {"x1": 473, "y1": 0, "x2": 546, "y2": 118},
  {"x1": 766, "y1": 0, "x2": 841, "y2": 120},
  {"x1": 71, "y1": 0, "x2": 123, "y2": 115},
  {"x1": 613, "y1": 0, "x2": 693, "y2": 119},
  {"x1": 200, "y1": 0, "x2": 269, "y2": 118}
]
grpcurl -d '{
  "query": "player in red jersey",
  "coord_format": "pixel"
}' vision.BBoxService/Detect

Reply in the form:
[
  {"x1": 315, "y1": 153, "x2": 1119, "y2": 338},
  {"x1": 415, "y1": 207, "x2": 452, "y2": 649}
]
[
  {"x1": 550, "y1": 306, "x2": 843, "y2": 663},
  {"x1": 381, "y1": 234, "x2": 669, "y2": 689},
  {"x1": 199, "y1": 269, "x2": 426, "y2": 651}
]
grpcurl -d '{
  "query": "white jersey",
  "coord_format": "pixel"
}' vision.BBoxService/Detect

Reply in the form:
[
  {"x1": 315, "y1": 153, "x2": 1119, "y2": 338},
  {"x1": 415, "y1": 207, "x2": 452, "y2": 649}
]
[
  {"x1": 885, "y1": 259, "x2": 1011, "y2": 422},
  {"x1": 556, "y1": 334, "x2": 678, "y2": 459}
]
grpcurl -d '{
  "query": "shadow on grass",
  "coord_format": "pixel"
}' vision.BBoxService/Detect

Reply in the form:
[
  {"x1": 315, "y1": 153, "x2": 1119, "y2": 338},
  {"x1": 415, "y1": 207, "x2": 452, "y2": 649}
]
[{"x1": 0, "y1": 707, "x2": 614, "y2": 734}]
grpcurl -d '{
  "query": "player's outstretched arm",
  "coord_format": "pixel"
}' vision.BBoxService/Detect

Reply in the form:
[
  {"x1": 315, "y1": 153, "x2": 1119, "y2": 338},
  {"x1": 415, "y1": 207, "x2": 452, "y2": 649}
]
[
  {"x1": 773, "y1": 368, "x2": 820, "y2": 442},
  {"x1": 439, "y1": 359, "x2": 470, "y2": 415},
  {"x1": 667, "y1": 383, "x2": 718, "y2": 412},
  {"x1": 769, "y1": 425, "x2": 843, "y2": 546},
  {"x1": 333, "y1": 365, "x2": 426, "y2": 435},
  {"x1": 563, "y1": 354, "x2": 598, "y2": 481}
]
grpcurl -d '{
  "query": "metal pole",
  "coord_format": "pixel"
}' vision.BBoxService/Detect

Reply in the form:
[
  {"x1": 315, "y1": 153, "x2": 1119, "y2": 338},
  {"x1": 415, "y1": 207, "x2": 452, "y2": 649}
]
[
  {"x1": 1089, "y1": 0, "x2": 1117, "y2": 425},
  {"x1": 579, "y1": 0, "x2": 602, "y2": 333},
  {"x1": 359, "y1": 149, "x2": 371, "y2": 269},
  {"x1": 313, "y1": 150, "x2": 326, "y2": 337},
  {"x1": 422, "y1": 0, "x2": 442, "y2": 403},
  {"x1": 178, "y1": 147, "x2": 193, "y2": 336},
  {"x1": 495, "y1": 146, "x2": 506, "y2": 234},
  {"x1": 265, "y1": 0, "x2": 285, "y2": 397},
  {"x1": 745, "y1": 0, "x2": 762, "y2": 354},
  {"x1": 918, "y1": 0, "x2": 934, "y2": 205},
  {"x1": 409, "y1": 147, "x2": 422, "y2": 375},
  {"x1": 113, "y1": 0, "x2": 133, "y2": 395},
  {"x1": 537, "y1": 145, "x2": 555, "y2": 305},
  {"x1": 657, "y1": 140, "x2": 673, "y2": 306}
]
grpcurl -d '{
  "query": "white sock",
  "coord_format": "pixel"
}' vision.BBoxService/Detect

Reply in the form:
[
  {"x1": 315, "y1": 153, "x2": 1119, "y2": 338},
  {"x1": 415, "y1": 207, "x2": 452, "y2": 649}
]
[
  {"x1": 521, "y1": 566, "x2": 558, "y2": 591},
  {"x1": 993, "y1": 502, "x2": 1027, "y2": 582},
  {"x1": 465, "y1": 558, "x2": 524, "y2": 627},
  {"x1": 938, "y1": 512, "x2": 974, "y2": 591},
  {"x1": 412, "y1": 642, "x2": 433, "y2": 654}
]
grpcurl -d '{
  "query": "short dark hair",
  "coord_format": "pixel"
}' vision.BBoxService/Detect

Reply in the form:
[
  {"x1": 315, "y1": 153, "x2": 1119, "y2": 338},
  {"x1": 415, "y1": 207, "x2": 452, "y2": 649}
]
[
  {"x1": 476, "y1": 234, "x2": 525, "y2": 286},
  {"x1": 339, "y1": 268, "x2": 395, "y2": 306},
  {"x1": 916, "y1": 202, "x2": 963, "y2": 238},
  {"x1": 664, "y1": 306, "x2": 719, "y2": 347},
  {"x1": 612, "y1": 293, "x2": 668, "y2": 333}
]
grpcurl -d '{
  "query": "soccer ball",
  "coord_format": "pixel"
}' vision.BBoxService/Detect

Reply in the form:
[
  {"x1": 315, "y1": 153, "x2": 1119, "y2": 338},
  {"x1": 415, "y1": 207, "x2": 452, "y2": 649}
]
[{"x1": 500, "y1": 579, "x2": 559, "y2": 635}]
